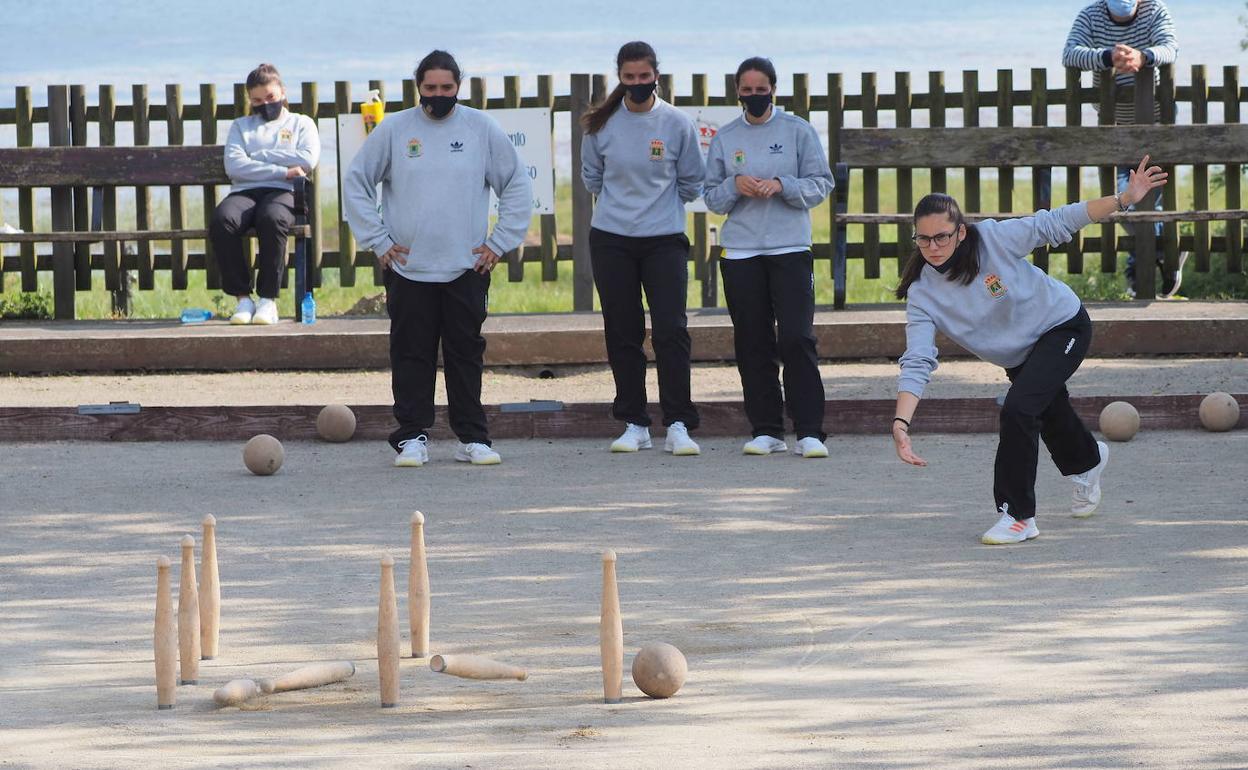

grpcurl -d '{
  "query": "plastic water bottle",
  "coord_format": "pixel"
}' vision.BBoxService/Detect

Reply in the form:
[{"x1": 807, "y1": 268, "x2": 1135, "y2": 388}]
[
  {"x1": 301, "y1": 293, "x2": 316, "y2": 325},
  {"x1": 179, "y1": 308, "x2": 213, "y2": 324}
]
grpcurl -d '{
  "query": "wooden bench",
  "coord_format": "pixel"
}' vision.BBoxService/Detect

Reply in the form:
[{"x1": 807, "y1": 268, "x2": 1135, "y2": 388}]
[
  {"x1": 0, "y1": 144, "x2": 319, "y2": 319},
  {"x1": 830, "y1": 122, "x2": 1248, "y2": 305}
]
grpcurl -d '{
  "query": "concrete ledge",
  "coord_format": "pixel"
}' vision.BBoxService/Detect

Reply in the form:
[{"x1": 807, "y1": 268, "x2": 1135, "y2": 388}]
[
  {"x1": 0, "y1": 394, "x2": 1240, "y2": 442},
  {"x1": 1, "y1": 301, "x2": 1245, "y2": 374}
]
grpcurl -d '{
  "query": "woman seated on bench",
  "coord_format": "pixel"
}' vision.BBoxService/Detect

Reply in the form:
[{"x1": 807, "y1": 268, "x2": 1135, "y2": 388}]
[{"x1": 210, "y1": 63, "x2": 320, "y2": 325}]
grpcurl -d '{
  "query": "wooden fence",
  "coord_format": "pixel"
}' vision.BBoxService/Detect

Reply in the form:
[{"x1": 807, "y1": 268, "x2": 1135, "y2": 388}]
[{"x1": 0, "y1": 64, "x2": 1243, "y2": 317}]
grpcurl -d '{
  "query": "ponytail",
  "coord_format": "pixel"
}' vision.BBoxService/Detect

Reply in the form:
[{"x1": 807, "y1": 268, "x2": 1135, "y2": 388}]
[{"x1": 581, "y1": 41, "x2": 660, "y2": 135}]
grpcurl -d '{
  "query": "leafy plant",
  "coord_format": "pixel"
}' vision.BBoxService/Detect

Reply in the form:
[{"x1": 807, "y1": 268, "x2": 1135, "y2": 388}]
[{"x1": 0, "y1": 290, "x2": 53, "y2": 319}]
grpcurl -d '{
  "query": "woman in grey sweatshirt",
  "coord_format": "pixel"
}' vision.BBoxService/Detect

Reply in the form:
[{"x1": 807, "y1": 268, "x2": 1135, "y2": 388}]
[
  {"x1": 209, "y1": 63, "x2": 320, "y2": 326},
  {"x1": 343, "y1": 50, "x2": 532, "y2": 468},
  {"x1": 892, "y1": 156, "x2": 1168, "y2": 545},
  {"x1": 704, "y1": 57, "x2": 834, "y2": 459},
  {"x1": 580, "y1": 41, "x2": 706, "y2": 457}
]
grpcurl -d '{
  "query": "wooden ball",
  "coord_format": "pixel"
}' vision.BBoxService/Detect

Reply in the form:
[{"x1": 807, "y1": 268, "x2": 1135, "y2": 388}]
[
  {"x1": 1199, "y1": 392, "x2": 1240, "y2": 432},
  {"x1": 316, "y1": 404, "x2": 357, "y2": 442},
  {"x1": 631, "y1": 642, "x2": 687, "y2": 699},
  {"x1": 1098, "y1": 401, "x2": 1139, "y2": 442},
  {"x1": 243, "y1": 434, "x2": 284, "y2": 476}
]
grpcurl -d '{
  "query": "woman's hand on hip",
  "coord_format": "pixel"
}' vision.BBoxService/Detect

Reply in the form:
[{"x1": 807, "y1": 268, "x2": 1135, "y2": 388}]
[
  {"x1": 472, "y1": 244, "x2": 501, "y2": 274},
  {"x1": 378, "y1": 244, "x2": 409, "y2": 270}
]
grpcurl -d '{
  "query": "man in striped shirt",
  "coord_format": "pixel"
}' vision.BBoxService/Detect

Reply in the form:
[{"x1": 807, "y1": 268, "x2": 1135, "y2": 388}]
[{"x1": 1062, "y1": 0, "x2": 1184, "y2": 297}]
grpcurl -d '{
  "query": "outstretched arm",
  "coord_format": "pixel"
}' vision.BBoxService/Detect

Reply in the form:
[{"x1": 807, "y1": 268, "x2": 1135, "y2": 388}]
[{"x1": 1085, "y1": 154, "x2": 1168, "y2": 222}]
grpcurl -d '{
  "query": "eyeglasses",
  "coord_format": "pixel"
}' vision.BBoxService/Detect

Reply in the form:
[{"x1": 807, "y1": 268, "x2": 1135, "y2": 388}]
[{"x1": 912, "y1": 230, "x2": 958, "y2": 248}]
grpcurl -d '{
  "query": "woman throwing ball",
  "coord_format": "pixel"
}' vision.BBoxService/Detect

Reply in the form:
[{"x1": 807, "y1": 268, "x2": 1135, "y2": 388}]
[{"x1": 892, "y1": 156, "x2": 1167, "y2": 544}]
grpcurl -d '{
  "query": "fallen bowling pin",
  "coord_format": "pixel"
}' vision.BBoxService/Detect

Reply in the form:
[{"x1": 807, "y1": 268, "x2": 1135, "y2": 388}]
[
  {"x1": 258, "y1": 661, "x2": 356, "y2": 694},
  {"x1": 213, "y1": 678, "x2": 261, "y2": 707},
  {"x1": 429, "y1": 654, "x2": 527, "y2": 681}
]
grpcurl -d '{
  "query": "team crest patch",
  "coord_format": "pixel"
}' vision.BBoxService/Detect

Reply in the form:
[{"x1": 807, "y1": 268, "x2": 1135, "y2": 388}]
[
  {"x1": 278, "y1": 129, "x2": 293, "y2": 144},
  {"x1": 732, "y1": 149, "x2": 746, "y2": 167},
  {"x1": 407, "y1": 138, "x2": 423, "y2": 158},
  {"x1": 649, "y1": 139, "x2": 665, "y2": 161},
  {"x1": 984, "y1": 273, "x2": 1007, "y2": 298}
]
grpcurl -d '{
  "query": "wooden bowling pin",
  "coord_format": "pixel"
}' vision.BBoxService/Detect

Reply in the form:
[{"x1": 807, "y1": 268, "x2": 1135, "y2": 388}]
[
  {"x1": 177, "y1": 535, "x2": 201, "y2": 685},
  {"x1": 409, "y1": 511, "x2": 430, "y2": 658},
  {"x1": 213, "y1": 678, "x2": 260, "y2": 707},
  {"x1": 154, "y1": 556, "x2": 176, "y2": 710},
  {"x1": 200, "y1": 514, "x2": 220, "y2": 660},
  {"x1": 258, "y1": 661, "x2": 356, "y2": 694},
  {"x1": 429, "y1": 654, "x2": 527, "y2": 681},
  {"x1": 600, "y1": 549, "x2": 623, "y2": 704},
  {"x1": 377, "y1": 554, "x2": 400, "y2": 708}
]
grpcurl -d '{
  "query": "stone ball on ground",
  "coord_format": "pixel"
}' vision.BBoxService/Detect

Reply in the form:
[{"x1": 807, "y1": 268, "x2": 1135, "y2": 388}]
[
  {"x1": 316, "y1": 404, "x2": 357, "y2": 442},
  {"x1": 631, "y1": 642, "x2": 687, "y2": 699},
  {"x1": 243, "y1": 434, "x2": 284, "y2": 476},
  {"x1": 1099, "y1": 401, "x2": 1140, "y2": 442},
  {"x1": 1198, "y1": 392, "x2": 1240, "y2": 432}
]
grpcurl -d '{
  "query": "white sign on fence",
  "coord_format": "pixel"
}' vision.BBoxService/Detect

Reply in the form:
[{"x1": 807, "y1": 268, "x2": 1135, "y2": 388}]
[
  {"x1": 488, "y1": 108, "x2": 555, "y2": 216},
  {"x1": 336, "y1": 108, "x2": 555, "y2": 217},
  {"x1": 679, "y1": 105, "x2": 782, "y2": 213}
]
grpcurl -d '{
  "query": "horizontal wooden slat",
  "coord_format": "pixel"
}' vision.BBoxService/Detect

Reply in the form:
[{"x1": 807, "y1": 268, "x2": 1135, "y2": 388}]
[
  {"x1": 0, "y1": 394, "x2": 1239, "y2": 442},
  {"x1": 0, "y1": 225, "x2": 311, "y2": 243},
  {"x1": 0, "y1": 145, "x2": 228, "y2": 186},
  {"x1": 840, "y1": 125, "x2": 1248, "y2": 168},
  {"x1": 837, "y1": 209, "x2": 1248, "y2": 225}
]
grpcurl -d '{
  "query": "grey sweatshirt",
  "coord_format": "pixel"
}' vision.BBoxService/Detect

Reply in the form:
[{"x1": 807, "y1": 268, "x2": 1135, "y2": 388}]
[
  {"x1": 703, "y1": 110, "x2": 834, "y2": 253},
  {"x1": 580, "y1": 97, "x2": 705, "y2": 237},
  {"x1": 898, "y1": 203, "x2": 1091, "y2": 398},
  {"x1": 223, "y1": 110, "x2": 320, "y2": 194},
  {"x1": 343, "y1": 105, "x2": 532, "y2": 283}
]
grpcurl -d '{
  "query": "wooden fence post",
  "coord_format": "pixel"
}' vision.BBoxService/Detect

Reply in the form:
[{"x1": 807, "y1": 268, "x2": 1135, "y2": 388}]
[
  {"x1": 570, "y1": 73, "x2": 594, "y2": 311},
  {"x1": 48, "y1": 85, "x2": 74, "y2": 319},
  {"x1": 1131, "y1": 68, "x2": 1159, "y2": 299}
]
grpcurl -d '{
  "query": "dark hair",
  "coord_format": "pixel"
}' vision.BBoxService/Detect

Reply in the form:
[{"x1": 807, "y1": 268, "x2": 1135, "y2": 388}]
[
  {"x1": 582, "y1": 41, "x2": 660, "y2": 134},
  {"x1": 245, "y1": 63, "x2": 283, "y2": 91},
  {"x1": 894, "y1": 193, "x2": 981, "y2": 300},
  {"x1": 734, "y1": 57, "x2": 777, "y2": 88},
  {"x1": 415, "y1": 50, "x2": 462, "y2": 87}
]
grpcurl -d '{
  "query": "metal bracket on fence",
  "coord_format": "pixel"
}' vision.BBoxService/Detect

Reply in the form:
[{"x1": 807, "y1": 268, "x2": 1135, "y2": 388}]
[{"x1": 77, "y1": 401, "x2": 142, "y2": 415}]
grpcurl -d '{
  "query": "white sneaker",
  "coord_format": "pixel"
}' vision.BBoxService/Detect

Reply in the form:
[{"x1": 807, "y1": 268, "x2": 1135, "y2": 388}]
[
  {"x1": 394, "y1": 436, "x2": 428, "y2": 467},
  {"x1": 610, "y1": 424, "x2": 652, "y2": 453},
  {"x1": 981, "y1": 505, "x2": 1039, "y2": 545},
  {"x1": 1071, "y1": 440, "x2": 1110, "y2": 518},
  {"x1": 455, "y1": 442, "x2": 501, "y2": 465},
  {"x1": 794, "y1": 436, "x2": 829, "y2": 458},
  {"x1": 743, "y1": 435, "x2": 787, "y2": 455},
  {"x1": 252, "y1": 297, "x2": 279, "y2": 325},
  {"x1": 664, "y1": 421, "x2": 700, "y2": 456},
  {"x1": 229, "y1": 297, "x2": 255, "y2": 325}
]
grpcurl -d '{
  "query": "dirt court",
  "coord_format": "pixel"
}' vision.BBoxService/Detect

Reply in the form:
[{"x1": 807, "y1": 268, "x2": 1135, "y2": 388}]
[{"x1": 1, "y1": 431, "x2": 1245, "y2": 768}]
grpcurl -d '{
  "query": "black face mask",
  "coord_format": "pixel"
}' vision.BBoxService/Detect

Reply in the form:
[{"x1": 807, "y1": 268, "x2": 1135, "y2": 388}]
[
  {"x1": 740, "y1": 93, "x2": 773, "y2": 119},
  {"x1": 625, "y1": 82, "x2": 657, "y2": 104},
  {"x1": 420, "y1": 95, "x2": 457, "y2": 119},
  {"x1": 256, "y1": 100, "x2": 284, "y2": 122}
]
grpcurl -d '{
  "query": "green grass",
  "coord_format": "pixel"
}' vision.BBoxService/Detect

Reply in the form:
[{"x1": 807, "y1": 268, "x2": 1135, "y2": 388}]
[{"x1": 3, "y1": 169, "x2": 1244, "y2": 320}]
